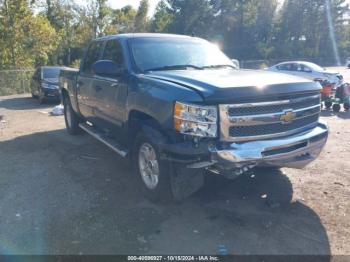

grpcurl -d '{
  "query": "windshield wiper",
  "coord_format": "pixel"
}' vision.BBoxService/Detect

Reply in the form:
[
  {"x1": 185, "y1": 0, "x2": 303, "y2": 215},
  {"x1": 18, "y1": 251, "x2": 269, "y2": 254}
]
[
  {"x1": 145, "y1": 64, "x2": 203, "y2": 72},
  {"x1": 201, "y1": 64, "x2": 237, "y2": 69}
]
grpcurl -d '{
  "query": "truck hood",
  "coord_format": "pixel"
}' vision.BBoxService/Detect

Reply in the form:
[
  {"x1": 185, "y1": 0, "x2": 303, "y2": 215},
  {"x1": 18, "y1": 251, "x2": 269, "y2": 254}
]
[
  {"x1": 145, "y1": 69, "x2": 321, "y2": 103},
  {"x1": 43, "y1": 78, "x2": 59, "y2": 85}
]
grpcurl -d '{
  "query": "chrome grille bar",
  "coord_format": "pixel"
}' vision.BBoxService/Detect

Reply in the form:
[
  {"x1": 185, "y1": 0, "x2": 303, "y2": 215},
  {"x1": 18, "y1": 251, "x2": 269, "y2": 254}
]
[{"x1": 226, "y1": 94, "x2": 320, "y2": 108}]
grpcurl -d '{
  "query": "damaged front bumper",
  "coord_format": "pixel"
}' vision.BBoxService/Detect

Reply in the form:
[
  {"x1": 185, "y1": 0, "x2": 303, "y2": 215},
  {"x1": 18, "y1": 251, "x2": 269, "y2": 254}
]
[
  {"x1": 210, "y1": 122, "x2": 328, "y2": 174},
  {"x1": 160, "y1": 122, "x2": 328, "y2": 178}
]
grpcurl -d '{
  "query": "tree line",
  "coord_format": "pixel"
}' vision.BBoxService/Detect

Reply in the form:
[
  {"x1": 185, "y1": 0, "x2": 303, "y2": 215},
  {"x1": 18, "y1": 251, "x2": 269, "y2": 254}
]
[{"x1": 0, "y1": 0, "x2": 349, "y2": 70}]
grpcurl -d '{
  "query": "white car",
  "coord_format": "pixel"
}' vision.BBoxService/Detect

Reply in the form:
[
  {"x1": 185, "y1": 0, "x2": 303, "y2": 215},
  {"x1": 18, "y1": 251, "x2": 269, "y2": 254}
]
[{"x1": 268, "y1": 61, "x2": 343, "y2": 87}]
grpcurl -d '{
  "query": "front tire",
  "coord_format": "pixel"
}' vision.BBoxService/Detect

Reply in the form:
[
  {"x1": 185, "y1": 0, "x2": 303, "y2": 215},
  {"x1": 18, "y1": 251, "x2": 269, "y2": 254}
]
[
  {"x1": 63, "y1": 95, "x2": 82, "y2": 135},
  {"x1": 133, "y1": 131, "x2": 173, "y2": 202}
]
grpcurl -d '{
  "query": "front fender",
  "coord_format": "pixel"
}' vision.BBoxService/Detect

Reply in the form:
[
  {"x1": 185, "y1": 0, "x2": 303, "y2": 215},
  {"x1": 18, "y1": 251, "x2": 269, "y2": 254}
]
[{"x1": 126, "y1": 74, "x2": 204, "y2": 129}]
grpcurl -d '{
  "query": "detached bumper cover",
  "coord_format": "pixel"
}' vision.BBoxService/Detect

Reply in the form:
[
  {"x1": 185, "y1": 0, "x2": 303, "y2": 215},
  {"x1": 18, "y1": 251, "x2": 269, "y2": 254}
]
[{"x1": 210, "y1": 122, "x2": 328, "y2": 170}]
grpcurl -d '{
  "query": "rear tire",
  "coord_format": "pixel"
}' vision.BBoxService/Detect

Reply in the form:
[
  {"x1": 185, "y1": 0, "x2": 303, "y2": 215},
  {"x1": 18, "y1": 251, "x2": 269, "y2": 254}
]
[
  {"x1": 63, "y1": 95, "x2": 82, "y2": 135},
  {"x1": 133, "y1": 131, "x2": 173, "y2": 203},
  {"x1": 344, "y1": 103, "x2": 350, "y2": 111}
]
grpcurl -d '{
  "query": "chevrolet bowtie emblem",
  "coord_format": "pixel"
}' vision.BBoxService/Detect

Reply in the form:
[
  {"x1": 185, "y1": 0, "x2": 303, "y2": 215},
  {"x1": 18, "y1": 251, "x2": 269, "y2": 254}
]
[{"x1": 280, "y1": 111, "x2": 296, "y2": 123}]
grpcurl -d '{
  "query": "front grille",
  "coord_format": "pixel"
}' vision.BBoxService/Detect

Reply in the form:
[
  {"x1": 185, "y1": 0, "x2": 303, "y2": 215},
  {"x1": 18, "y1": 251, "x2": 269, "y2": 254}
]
[
  {"x1": 229, "y1": 114, "x2": 319, "y2": 137},
  {"x1": 228, "y1": 97, "x2": 320, "y2": 116},
  {"x1": 219, "y1": 92, "x2": 321, "y2": 142}
]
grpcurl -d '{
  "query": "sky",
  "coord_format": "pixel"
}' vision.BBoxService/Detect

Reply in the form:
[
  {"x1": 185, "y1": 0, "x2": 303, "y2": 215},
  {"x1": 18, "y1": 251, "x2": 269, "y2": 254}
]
[{"x1": 75, "y1": 0, "x2": 161, "y2": 16}]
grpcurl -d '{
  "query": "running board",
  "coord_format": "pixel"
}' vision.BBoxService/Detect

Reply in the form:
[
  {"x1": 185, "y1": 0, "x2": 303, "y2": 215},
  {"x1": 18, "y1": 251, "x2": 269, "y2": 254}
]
[{"x1": 79, "y1": 123, "x2": 129, "y2": 158}]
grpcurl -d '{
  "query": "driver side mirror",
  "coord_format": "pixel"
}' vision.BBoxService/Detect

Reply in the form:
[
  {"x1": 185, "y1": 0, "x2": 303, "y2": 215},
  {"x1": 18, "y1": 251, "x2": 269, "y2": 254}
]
[{"x1": 92, "y1": 60, "x2": 122, "y2": 77}]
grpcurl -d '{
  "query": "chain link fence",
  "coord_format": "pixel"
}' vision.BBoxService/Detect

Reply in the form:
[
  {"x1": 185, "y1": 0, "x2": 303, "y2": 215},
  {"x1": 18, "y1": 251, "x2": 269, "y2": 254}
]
[{"x1": 0, "y1": 70, "x2": 35, "y2": 96}]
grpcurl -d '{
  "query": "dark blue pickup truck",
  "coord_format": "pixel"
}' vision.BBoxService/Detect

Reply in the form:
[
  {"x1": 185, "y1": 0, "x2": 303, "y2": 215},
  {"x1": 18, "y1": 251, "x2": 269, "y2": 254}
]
[{"x1": 60, "y1": 33, "x2": 328, "y2": 201}]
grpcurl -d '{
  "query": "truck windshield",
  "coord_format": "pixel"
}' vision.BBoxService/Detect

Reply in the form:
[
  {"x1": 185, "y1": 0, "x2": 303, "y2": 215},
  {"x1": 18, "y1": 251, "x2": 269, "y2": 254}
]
[
  {"x1": 130, "y1": 37, "x2": 233, "y2": 72},
  {"x1": 43, "y1": 68, "x2": 60, "y2": 78}
]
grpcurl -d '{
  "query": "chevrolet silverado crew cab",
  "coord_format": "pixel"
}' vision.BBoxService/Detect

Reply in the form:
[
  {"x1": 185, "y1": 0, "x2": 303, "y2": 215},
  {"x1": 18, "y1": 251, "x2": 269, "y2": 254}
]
[{"x1": 60, "y1": 33, "x2": 328, "y2": 201}]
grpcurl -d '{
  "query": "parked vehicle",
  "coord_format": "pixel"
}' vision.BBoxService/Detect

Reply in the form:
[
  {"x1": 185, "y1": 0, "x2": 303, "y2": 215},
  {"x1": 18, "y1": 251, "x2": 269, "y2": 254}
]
[
  {"x1": 31, "y1": 66, "x2": 63, "y2": 103},
  {"x1": 60, "y1": 34, "x2": 328, "y2": 201},
  {"x1": 268, "y1": 61, "x2": 343, "y2": 87}
]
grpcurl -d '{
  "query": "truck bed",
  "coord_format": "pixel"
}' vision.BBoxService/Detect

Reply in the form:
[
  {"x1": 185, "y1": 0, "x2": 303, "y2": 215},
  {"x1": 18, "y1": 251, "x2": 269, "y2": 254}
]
[{"x1": 59, "y1": 67, "x2": 79, "y2": 111}]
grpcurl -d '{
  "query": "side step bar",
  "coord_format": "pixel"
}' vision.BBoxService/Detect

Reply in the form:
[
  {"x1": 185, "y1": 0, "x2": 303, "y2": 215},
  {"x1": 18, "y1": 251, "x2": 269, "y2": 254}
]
[{"x1": 79, "y1": 123, "x2": 129, "y2": 158}]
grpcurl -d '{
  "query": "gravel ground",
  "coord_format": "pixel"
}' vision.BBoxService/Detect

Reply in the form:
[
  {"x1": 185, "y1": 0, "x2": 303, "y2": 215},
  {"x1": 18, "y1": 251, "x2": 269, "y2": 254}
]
[{"x1": 0, "y1": 67, "x2": 349, "y2": 256}]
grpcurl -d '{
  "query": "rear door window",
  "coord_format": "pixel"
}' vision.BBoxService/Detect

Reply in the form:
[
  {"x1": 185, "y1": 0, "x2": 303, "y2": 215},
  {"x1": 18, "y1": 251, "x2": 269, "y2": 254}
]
[
  {"x1": 290, "y1": 63, "x2": 299, "y2": 71},
  {"x1": 277, "y1": 63, "x2": 291, "y2": 71},
  {"x1": 302, "y1": 65, "x2": 312, "y2": 73}
]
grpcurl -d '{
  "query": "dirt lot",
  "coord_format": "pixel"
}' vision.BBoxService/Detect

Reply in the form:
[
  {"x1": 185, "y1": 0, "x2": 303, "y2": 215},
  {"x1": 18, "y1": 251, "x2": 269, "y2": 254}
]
[{"x1": 0, "y1": 67, "x2": 350, "y2": 256}]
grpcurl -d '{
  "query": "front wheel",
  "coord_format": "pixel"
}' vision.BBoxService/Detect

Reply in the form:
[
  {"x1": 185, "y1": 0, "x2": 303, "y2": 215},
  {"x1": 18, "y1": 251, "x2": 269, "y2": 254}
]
[
  {"x1": 63, "y1": 95, "x2": 82, "y2": 135},
  {"x1": 133, "y1": 132, "x2": 173, "y2": 202}
]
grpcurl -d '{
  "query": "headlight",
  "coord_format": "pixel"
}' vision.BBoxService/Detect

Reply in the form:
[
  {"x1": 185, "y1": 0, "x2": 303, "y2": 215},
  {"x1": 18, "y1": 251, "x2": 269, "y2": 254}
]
[{"x1": 174, "y1": 101, "x2": 217, "y2": 137}]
